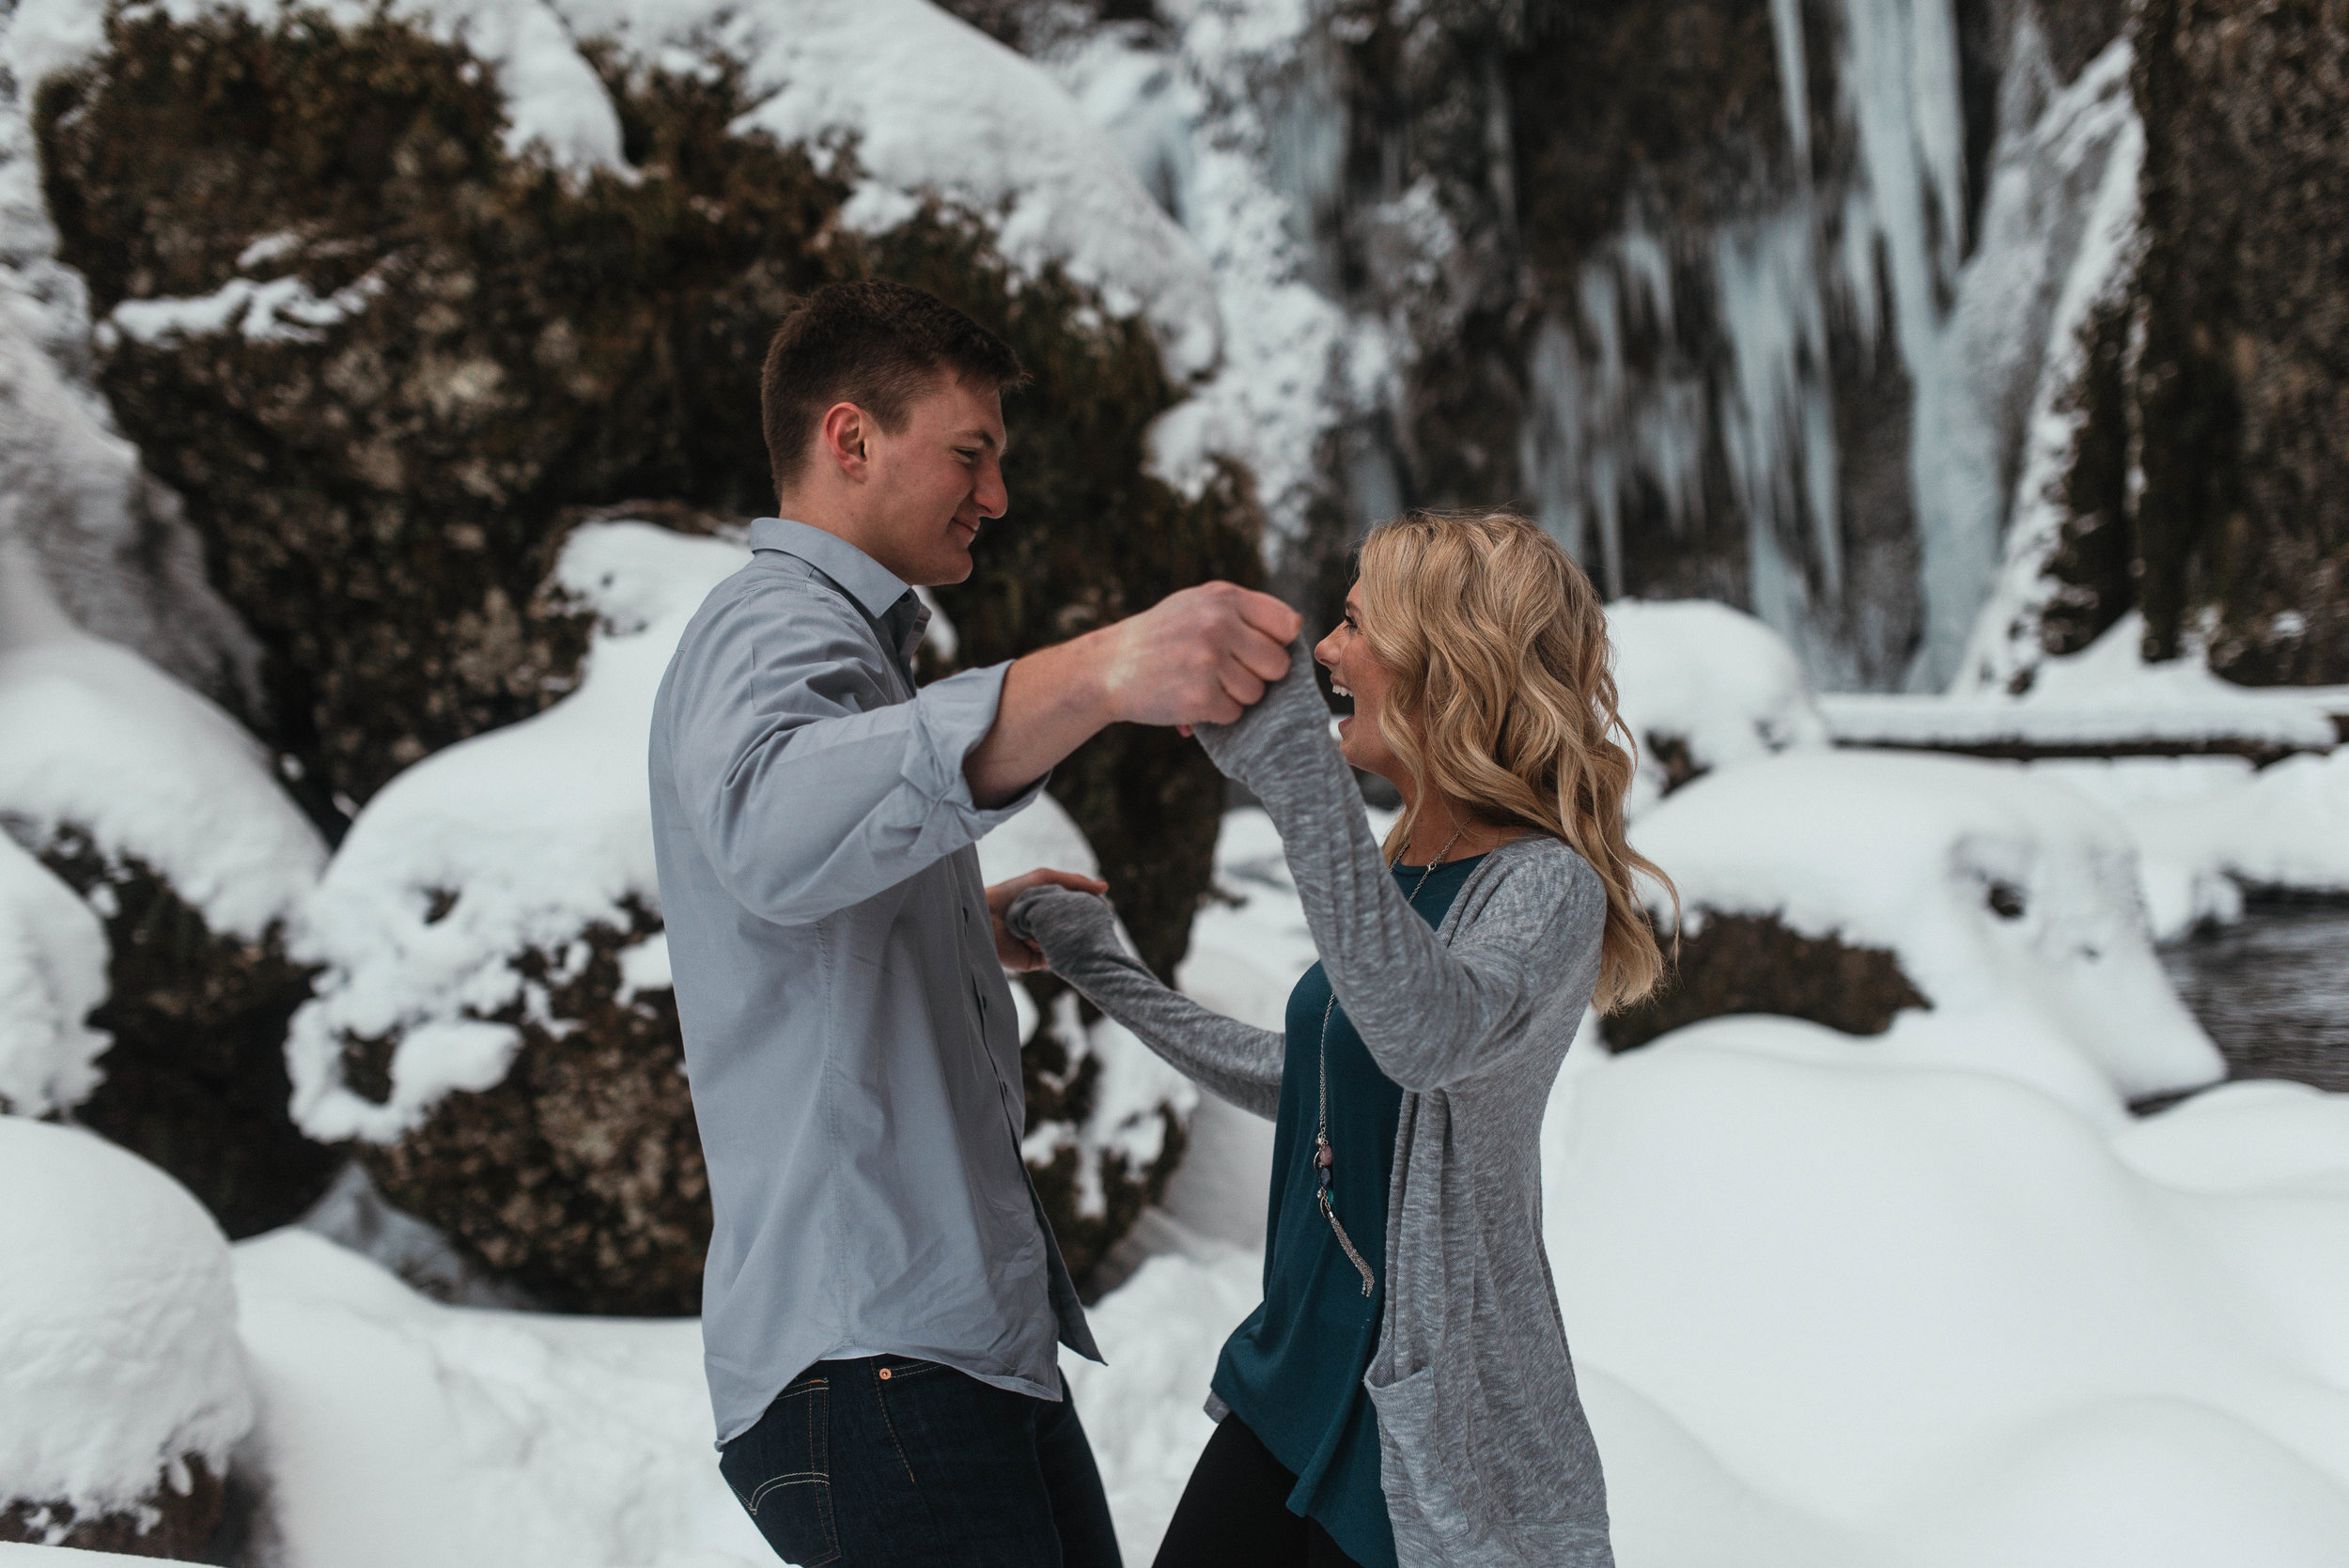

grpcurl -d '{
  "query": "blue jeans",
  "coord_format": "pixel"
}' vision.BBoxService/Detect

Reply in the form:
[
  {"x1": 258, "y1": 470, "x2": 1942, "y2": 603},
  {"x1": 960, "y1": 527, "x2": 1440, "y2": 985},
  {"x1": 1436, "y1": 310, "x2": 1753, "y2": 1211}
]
[{"x1": 720, "y1": 1356, "x2": 1123, "y2": 1567}]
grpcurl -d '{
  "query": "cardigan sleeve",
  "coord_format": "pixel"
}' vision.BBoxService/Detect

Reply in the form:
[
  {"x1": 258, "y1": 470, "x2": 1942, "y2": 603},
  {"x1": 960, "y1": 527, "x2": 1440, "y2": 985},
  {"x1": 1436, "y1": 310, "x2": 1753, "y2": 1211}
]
[
  {"x1": 1008, "y1": 885, "x2": 1284, "y2": 1119},
  {"x1": 1191, "y1": 643, "x2": 1606, "y2": 1093}
]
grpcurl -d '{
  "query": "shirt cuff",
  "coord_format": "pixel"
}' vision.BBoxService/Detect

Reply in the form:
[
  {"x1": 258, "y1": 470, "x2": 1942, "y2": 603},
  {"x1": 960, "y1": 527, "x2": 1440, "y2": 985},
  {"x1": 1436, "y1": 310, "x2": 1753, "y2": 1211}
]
[{"x1": 903, "y1": 660, "x2": 1050, "y2": 832}]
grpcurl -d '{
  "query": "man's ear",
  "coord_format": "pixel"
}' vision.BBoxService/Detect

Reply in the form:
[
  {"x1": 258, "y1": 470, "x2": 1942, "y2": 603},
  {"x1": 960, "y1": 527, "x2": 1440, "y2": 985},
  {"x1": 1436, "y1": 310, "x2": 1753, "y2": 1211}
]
[{"x1": 818, "y1": 401, "x2": 871, "y2": 479}]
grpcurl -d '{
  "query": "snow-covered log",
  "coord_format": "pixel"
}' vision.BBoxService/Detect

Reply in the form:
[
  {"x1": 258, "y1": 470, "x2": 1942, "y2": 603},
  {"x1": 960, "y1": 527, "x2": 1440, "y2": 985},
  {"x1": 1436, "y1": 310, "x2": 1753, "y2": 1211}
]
[
  {"x1": 1623, "y1": 750, "x2": 2223, "y2": 1106},
  {"x1": 0, "y1": 610, "x2": 334, "y2": 1235},
  {"x1": 0, "y1": 1121, "x2": 251, "y2": 1559}
]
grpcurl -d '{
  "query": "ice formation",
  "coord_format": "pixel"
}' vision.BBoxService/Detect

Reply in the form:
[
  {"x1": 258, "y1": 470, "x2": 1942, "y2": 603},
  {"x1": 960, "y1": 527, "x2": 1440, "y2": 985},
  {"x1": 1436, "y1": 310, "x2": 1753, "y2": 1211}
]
[
  {"x1": 0, "y1": 836, "x2": 108, "y2": 1118},
  {"x1": 1930, "y1": 37, "x2": 2145, "y2": 692},
  {"x1": 1627, "y1": 748, "x2": 2224, "y2": 1104},
  {"x1": 287, "y1": 520, "x2": 746, "y2": 1143},
  {"x1": 0, "y1": 1120, "x2": 251, "y2": 1517},
  {"x1": 1606, "y1": 598, "x2": 1831, "y2": 815}
]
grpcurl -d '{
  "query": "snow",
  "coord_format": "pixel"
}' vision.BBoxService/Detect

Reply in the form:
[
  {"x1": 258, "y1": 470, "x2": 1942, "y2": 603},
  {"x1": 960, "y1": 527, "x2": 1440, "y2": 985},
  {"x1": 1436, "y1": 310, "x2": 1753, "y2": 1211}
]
[
  {"x1": 1548, "y1": 1026, "x2": 2349, "y2": 1568},
  {"x1": 1048, "y1": 13, "x2": 1353, "y2": 549},
  {"x1": 1607, "y1": 598, "x2": 1831, "y2": 815},
  {"x1": 1627, "y1": 749, "x2": 2224, "y2": 1103},
  {"x1": 0, "y1": 1120, "x2": 251, "y2": 1519},
  {"x1": 226, "y1": 1231, "x2": 764, "y2": 1568},
  {"x1": 1831, "y1": 611, "x2": 2345, "y2": 750},
  {"x1": 0, "y1": 616, "x2": 324, "y2": 944},
  {"x1": 287, "y1": 520, "x2": 746, "y2": 1144},
  {"x1": 0, "y1": 836, "x2": 108, "y2": 1119},
  {"x1": 558, "y1": 0, "x2": 1221, "y2": 382},
  {"x1": 104, "y1": 268, "x2": 389, "y2": 349}
]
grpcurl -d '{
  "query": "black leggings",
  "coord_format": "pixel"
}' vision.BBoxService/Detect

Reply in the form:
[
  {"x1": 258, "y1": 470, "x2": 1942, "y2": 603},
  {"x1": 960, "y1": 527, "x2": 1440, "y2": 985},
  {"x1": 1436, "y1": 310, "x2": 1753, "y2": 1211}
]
[{"x1": 1153, "y1": 1417, "x2": 1367, "y2": 1568}]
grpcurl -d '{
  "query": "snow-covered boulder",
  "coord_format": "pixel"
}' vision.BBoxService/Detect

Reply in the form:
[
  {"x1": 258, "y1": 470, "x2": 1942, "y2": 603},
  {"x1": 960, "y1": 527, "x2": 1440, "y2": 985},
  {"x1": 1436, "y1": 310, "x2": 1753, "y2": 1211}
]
[
  {"x1": 0, "y1": 1120, "x2": 251, "y2": 1559},
  {"x1": 0, "y1": 611, "x2": 334, "y2": 1235},
  {"x1": 288, "y1": 522, "x2": 741, "y2": 1313},
  {"x1": 0, "y1": 838, "x2": 107, "y2": 1119},
  {"x1": 1623, "y1": 750, "x2": 2224, "y2": 1106},
  {"x1": 294, "y1": 520, "x2": 1197, "y2": 1306},
  {"x1": 1607, "y1": 599, "x2": 1831, "y2": 817}
]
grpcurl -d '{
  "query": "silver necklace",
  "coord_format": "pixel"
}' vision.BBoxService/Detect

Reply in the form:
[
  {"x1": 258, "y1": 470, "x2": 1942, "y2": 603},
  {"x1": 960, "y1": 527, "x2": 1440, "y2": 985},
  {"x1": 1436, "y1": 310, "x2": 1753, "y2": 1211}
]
[{"x1": 1314, "y1": 824, "x2": 1464, "y2": 1297}]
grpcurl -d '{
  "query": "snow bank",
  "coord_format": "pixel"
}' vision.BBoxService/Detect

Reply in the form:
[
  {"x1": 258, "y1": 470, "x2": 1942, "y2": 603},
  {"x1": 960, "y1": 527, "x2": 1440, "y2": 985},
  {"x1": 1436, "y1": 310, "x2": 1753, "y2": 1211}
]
[
  {"x1": 0, "y1": 1120, "x2": 251, "y2": 1515},
  {"x1": 0, "y1": 624, "x2": 322, "y2": 942},
  {"x1": 288, "y1": 521, "x2": 745, "y2": 1143},
  {"x1": 1607, "y1": 598, "x2": 1830, "y2": 815},
  {"x1": 1629, "y1": 749, "x2": 2222, "y2": 1102},
  {"x1": 0, "y1": 836, "x2": 107, "y2": 1118},
  {"x1": 228, "y1": 1231, "x2": 763, "y2": 1568},
  {"x1": 1549, "y1": 1022, "x2": 2349, "y2": 1568}
]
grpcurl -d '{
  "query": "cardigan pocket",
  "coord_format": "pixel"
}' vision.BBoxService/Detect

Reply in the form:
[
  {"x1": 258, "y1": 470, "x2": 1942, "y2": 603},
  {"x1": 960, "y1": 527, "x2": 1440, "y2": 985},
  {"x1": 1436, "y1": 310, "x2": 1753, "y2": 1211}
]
[{"x1": 1365, "y1": 1358, "x2": 1491, "y2": 1541}]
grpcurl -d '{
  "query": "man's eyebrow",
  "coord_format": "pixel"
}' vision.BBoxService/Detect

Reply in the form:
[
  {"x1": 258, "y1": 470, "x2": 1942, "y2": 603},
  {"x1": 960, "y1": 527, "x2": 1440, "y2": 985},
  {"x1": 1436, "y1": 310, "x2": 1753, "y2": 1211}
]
[{"x1": 954, "y1": 426, "x2": 1008, "y2": 457}]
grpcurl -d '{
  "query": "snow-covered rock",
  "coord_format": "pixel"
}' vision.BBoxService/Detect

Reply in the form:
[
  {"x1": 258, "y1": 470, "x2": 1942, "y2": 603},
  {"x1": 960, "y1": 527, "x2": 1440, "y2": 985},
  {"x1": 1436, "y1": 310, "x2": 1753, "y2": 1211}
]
[
  {"x1": 0, "y1": 838, "x2": 106, "y2": 1119},
  {"x1": 288, "y1": 520, "x2": 741, "y2": 1312},
  {"x1": 0, "y1": 611, "x2": 335, "y2": 1234},
  {"x1": 1628, "y1": 750, "x2": 2224, "y2": 1106},
  {"x1": 0, "y1": 1121, "x2": 250, "y2": 1558},
  {"x1": 1606, "y1": 598, "x2": 1831, "y2": 816}
]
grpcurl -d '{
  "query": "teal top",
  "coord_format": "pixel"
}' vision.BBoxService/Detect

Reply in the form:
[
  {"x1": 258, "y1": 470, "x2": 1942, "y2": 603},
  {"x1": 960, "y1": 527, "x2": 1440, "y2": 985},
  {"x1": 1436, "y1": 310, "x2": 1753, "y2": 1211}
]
[{"x1": 1210, "y1": 853, "x2": 1486, "y2": 1568}]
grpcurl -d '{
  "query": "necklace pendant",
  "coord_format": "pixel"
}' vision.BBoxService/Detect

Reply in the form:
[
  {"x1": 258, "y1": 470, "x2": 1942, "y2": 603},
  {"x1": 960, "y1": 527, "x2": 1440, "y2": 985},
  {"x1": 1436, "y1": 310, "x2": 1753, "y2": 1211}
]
[{"x1": 1315, "y1": 1137, "x2": 1333, "y2": 1174}]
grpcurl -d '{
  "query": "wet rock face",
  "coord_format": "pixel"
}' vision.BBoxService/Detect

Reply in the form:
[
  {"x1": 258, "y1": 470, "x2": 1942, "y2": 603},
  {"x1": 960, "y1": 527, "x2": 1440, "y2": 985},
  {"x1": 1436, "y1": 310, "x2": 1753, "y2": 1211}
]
[
  {"x1": 2130, "y1": 0, "x2": 2349, "y2": 684},
  {"x1": 1602, "y1": 910, "x2": 1930, "y2": 1052},
  {"x1": 341, "y1": 907, "x2": 708, "y2": 1316},
  {"x1": 12, "y1": 824, "x2": 335, "y2": 1239},
  {"x1": 0, "y1": 1456, "x2": 223, "y2": 1560}
]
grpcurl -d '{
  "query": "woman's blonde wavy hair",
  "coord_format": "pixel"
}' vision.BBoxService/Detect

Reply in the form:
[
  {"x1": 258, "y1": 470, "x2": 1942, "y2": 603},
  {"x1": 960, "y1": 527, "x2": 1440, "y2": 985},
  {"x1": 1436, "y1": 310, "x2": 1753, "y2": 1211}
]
[{"x1": 1355, "y1": 508, "x2": 1675, "y2": 1013}]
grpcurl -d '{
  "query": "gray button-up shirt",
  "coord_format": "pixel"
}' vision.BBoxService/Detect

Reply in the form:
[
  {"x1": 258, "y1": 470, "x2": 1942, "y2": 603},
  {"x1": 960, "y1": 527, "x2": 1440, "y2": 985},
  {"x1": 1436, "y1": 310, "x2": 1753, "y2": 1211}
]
[{"x1": 649, "y1": 517, "x2": 1098, "y2": 1446}]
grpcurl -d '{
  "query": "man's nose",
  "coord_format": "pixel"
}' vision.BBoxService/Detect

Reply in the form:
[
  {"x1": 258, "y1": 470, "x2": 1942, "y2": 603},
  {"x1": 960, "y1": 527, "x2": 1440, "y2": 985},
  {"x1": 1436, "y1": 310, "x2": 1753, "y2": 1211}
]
[{"x1": 973, "y1": 456, "x2": 1008, "y2": 520}]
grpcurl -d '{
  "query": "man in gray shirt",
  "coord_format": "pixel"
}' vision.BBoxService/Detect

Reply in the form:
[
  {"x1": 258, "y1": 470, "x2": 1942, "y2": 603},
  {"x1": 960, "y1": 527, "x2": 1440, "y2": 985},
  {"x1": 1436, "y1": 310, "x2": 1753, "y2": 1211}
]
[{"x1": 650, "y1": 281, "x2": 1299, "y2": 1567}]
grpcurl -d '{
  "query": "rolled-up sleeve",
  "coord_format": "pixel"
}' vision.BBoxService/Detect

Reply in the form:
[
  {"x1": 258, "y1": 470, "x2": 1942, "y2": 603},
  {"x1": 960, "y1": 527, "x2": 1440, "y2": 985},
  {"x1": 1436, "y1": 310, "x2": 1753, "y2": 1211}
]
[{"x1": 665, "y1": 580, "x2": 1044, "y2": 925}]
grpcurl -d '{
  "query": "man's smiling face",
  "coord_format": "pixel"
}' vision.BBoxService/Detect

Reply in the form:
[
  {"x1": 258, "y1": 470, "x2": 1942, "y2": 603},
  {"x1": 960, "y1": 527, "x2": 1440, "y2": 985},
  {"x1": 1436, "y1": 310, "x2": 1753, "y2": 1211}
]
[{"x1": 862, "y1": 371, "x2": 1009, "y2": 587}]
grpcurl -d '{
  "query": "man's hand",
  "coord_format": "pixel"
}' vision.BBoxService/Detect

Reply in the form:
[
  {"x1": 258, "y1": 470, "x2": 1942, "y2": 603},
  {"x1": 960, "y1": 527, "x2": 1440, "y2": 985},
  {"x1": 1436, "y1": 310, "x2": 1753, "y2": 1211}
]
[
  {"x1": 988, "y1": 867, "x2": 1109, "y2": 970},
  {"x1": 1097, "y1": 582, "x2": 1301, "y2": 728},
  {"x1": 963, "y1": 582, "x2": 1303, "y2": 807}
]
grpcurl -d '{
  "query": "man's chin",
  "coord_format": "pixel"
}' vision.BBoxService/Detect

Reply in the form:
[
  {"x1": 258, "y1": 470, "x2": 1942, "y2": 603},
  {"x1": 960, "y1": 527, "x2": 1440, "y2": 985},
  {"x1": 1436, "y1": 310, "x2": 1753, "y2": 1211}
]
[{"x1": 920, "y1": 545, "x2": 976, "y2": 587}]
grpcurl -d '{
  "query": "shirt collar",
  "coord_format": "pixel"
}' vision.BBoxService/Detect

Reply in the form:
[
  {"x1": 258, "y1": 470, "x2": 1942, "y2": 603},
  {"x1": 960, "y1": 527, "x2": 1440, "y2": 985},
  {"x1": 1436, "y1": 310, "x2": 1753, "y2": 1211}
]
[{"x1": 750, "y1": 518, "x2": 912, "y2": 620}]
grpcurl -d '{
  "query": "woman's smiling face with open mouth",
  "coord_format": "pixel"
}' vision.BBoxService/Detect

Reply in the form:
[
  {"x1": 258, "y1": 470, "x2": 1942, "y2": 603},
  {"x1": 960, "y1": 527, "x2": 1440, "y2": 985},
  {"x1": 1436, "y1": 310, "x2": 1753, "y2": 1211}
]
[{"x1": 1315, "y1": 580, "x2": 1403, "y2": 783}]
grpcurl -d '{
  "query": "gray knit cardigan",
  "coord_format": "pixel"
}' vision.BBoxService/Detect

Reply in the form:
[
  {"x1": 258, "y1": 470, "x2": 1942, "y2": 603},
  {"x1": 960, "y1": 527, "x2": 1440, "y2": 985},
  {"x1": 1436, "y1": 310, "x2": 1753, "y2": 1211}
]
[{"x1": 1008, "y1": 641, "x2": 1613, "y2": 1567}]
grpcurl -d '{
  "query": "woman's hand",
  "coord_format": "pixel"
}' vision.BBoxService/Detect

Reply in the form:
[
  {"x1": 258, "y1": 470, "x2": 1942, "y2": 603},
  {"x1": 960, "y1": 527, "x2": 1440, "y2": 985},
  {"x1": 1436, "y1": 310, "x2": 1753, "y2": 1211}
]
[
  {"x1": 1004, "y1": 883, "x2": 1126, "y2": 971},
  {"x1": 987, "y1": 868, "x2": 1107, "y2": 970}
]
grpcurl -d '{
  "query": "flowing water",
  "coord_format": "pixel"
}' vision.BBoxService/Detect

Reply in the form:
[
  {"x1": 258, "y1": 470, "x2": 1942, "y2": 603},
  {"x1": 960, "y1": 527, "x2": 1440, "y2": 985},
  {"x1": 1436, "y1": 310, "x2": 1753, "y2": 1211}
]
[{"x1": 2158, "y1": 901, "x2": 2349, "y2": 1095}]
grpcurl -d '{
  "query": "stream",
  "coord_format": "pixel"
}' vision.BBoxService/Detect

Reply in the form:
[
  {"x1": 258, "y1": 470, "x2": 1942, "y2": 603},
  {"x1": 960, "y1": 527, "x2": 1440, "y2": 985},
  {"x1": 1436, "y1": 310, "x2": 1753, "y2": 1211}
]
[{"x1": 2158, "y1": 900, "x2": 2349, "y2": 1096}]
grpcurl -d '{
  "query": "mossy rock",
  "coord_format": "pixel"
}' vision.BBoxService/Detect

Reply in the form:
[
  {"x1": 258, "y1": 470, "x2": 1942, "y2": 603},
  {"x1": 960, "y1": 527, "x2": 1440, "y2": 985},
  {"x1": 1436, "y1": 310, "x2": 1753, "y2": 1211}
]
[
  {"x1": 1603, "y1": 909, "x2": 1928, "y2": 1052},
  {"x1": 8, "y1": 822, "x2": 335, "y2": 1239},
  {"x1": 0, "y1": 1455, "x2": 224, "y2": 1560},
  {"x1": 37, "y1": 3, "x2": 1260, "y2": 984}
]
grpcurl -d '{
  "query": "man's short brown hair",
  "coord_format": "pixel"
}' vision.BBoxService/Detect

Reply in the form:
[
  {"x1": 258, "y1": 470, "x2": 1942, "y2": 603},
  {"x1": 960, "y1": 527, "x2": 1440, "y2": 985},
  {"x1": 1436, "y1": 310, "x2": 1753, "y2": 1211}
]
[{"x1": 760, "y1": 281, "x2": 1027, "y2": 497}]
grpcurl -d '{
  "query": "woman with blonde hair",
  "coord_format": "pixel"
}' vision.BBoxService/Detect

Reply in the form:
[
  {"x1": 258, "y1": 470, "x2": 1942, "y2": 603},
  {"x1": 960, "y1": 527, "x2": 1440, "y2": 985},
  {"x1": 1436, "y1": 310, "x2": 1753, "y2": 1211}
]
[{"x1": 1009, "y1": 509, "x2": 1671, "y2": 1568}]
